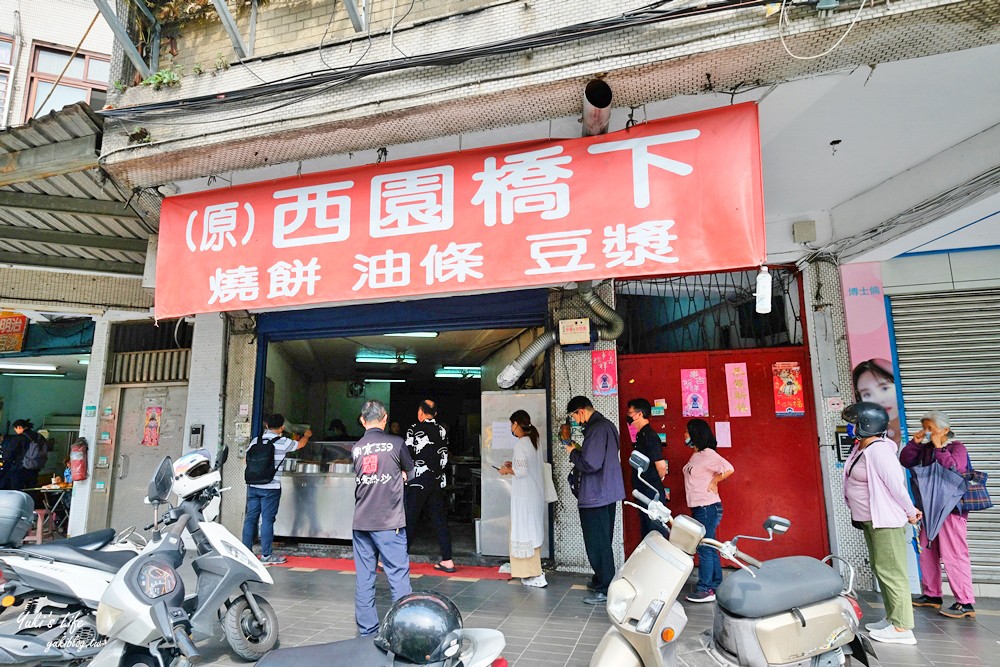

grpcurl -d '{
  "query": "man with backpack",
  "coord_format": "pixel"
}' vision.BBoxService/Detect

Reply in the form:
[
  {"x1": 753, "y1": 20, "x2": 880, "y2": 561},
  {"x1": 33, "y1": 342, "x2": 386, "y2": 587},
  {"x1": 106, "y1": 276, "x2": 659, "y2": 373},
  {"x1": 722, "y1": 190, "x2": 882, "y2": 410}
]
[
  {"x1": 241, "y1": 413, "x2": 311, "y2": 565},
  {"x1": 3, "y1": 419, "x2": 46, "y2": 490}
]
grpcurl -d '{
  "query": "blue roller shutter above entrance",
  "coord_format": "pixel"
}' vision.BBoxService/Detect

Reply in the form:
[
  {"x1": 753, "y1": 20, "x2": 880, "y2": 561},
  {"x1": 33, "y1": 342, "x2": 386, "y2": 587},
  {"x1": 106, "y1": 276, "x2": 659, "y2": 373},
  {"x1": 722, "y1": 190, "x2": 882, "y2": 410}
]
[{"x1": 256, "y1": 289, "x2": 550, "y2": 341}]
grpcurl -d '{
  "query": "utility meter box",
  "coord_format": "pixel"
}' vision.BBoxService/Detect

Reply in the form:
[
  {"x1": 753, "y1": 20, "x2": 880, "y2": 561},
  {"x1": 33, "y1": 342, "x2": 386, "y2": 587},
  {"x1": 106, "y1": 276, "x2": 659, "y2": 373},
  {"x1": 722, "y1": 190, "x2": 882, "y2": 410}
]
[{"x1": 559, "y1": 318, "x2": 591, "y2": 346}]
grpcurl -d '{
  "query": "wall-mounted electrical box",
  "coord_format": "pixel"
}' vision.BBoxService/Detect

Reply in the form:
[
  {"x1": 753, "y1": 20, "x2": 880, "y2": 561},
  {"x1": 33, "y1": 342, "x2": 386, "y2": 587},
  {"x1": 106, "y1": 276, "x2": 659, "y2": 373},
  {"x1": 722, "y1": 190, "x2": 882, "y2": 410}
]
[{"x1": 559, "y1": 318, "x2": 591, "y2": 346}]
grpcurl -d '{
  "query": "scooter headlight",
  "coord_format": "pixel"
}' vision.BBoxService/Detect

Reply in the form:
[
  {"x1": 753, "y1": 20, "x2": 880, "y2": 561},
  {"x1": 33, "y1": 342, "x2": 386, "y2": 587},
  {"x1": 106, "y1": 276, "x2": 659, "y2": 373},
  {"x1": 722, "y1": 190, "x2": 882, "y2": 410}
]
[
  {"x1": 137, "y1": 561, "x2": 178, "y2": 599},
  {"x1": 607, "y1": 579, "x2": 636, "y2": 624}
]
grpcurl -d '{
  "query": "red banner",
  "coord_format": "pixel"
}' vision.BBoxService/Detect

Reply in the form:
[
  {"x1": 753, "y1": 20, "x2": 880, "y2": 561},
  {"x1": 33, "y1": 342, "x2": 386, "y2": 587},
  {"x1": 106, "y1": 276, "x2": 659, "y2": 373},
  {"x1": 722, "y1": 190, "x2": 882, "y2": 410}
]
[
  {"x1": 155, "y1": 103, "x2": 765, "y2": 319},
  {"x1": 0, "y1": 312, "x2": 28, "y2": 352}
]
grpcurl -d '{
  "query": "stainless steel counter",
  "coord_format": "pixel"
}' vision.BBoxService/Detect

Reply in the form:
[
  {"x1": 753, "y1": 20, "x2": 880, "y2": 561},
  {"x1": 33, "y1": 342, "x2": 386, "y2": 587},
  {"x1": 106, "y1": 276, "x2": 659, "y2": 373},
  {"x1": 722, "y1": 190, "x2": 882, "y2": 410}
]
[{"x1": 273, "y1": 471, "x2": 355, "y2": 540}]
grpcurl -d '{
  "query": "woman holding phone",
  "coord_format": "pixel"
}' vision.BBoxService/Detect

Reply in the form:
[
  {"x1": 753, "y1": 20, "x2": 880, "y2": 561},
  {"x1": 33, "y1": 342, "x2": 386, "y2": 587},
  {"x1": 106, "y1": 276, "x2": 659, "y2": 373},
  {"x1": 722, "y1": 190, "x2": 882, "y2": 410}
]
[{"x1": 498, "y1": 410, "x2": 547, "y2": 588}]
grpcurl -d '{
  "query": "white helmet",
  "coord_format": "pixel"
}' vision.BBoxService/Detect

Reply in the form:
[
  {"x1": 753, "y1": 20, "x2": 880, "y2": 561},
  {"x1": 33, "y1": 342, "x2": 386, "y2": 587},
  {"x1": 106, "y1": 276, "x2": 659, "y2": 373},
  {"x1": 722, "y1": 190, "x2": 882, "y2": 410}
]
[{"x1": 172, "y1": 449, "x2": 218, "y2": 499}]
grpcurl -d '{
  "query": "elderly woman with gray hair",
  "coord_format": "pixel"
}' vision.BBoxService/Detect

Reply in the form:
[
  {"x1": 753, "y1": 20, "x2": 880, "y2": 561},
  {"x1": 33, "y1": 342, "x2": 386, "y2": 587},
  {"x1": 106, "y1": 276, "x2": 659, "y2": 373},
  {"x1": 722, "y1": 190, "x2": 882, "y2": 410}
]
[{"x1": 900, "y1": 411, "x2": 975, "y2": 619}]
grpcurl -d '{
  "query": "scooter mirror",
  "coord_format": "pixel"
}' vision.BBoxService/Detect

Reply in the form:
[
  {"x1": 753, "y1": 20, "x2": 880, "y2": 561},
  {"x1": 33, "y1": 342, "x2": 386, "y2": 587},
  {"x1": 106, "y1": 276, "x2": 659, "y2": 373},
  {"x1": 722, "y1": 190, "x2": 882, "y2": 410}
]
[
  {"x1": 763, "y1": 516, "x2": 791, "y2": 534},
  {"x1": 629, "y1": 450, "x2": 650, "y2": 473},
  {"x1": 216, "y1": 445, "x2": 230, "y2": 469},
  {"x1": 148, "y1": 456, "x2": 174, "y2": 504}
]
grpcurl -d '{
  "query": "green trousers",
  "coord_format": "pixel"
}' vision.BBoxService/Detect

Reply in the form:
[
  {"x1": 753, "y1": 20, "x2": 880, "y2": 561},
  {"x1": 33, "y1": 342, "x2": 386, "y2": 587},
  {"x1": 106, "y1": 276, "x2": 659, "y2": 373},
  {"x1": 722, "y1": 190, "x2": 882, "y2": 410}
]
[{"x1": 862, "y1": 522, "x2": 914, "y2": 630}]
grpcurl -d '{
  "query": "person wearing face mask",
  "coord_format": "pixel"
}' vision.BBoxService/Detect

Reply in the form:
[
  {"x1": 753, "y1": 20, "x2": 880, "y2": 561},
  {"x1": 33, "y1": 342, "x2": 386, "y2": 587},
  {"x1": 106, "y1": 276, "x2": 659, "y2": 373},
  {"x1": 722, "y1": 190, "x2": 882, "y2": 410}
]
[
  {"x1": 625, "y1": 398, "x2": 668, "y2": 539},
  {"x1": 682, "y1": 419, "x2": 734, "y2": 603},
  {"x1": 498, "y1": 410, "x2": 547, "y2": 588},
  {"x1": 899, "y1": 410, "x2": 975, "y2": 618},
  {"x1": 564, "y1": 395, "x2": 626, "y2": 605}
]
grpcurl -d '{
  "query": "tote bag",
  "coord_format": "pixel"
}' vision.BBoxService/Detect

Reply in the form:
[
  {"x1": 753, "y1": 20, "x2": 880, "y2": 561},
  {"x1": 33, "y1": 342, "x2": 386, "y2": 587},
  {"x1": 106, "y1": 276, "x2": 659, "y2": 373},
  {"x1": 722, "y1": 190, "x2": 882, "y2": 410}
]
[
  {"x1": 542, "y1": 462, "x2": 559, "y2": 503},
  {"x1": 958, "y1": 453, "x2": 992, "y2": 513}
]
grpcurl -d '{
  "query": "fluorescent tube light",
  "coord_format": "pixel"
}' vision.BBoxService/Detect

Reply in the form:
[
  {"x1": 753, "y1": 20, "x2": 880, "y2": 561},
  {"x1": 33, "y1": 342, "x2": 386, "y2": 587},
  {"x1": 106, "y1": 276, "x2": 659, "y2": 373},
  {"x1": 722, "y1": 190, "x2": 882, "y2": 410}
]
[
  {"x1": 442, "y1": 366, "x2": 482, "y2": 372},
  {"x1": 2, "y1": 373, "x2": 66, "y2": 378},
  {"x1": 0, "y1": 362, "x2": 58, "y2": 371},
  {"x1": 355, "y1": 354, "x2": 417, "y2": 364},
  {"x1": 365, "y1": 378, "x2": 405, "y2": 383},
  {"x1": 78, "y1": 359, "x2": 90, "y2": 365},
  {"x1": 384, "y1": 332, "x2": 439, "y2": 338},
  {"x1": 435, "y1": 370, "x2": 481, "y2": 379}
]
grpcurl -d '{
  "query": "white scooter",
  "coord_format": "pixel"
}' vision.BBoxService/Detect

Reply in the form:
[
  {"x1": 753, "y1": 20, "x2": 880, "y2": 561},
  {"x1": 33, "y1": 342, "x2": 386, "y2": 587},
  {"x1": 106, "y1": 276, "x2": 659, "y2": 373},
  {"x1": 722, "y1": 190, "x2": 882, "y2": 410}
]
[
  {"x1": 93, "y1": 449, "x2": 278, "y2": 667},
  {"x1": 591, "y1": 451, "x2": 878, "y2": 667}
]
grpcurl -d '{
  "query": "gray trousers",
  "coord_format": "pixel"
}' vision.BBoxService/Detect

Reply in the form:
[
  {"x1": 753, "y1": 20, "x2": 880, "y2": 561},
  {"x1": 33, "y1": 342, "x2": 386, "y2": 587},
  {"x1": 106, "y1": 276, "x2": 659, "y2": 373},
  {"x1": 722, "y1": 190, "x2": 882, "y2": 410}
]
[{"x1": 353, "y1": 528, "x2": 412, "y2": 636}]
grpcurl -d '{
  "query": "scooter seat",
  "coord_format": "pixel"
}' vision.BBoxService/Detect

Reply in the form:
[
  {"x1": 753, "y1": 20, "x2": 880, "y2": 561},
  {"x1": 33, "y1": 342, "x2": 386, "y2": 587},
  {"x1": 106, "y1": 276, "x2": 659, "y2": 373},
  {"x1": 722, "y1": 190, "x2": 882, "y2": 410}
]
[
  {"x1": 48, "y1": 528, "x2": 117, "y2": 551},
  {"x1": 716, "y1": 556, "x2": 844, "y2": 619},
  {"x1": 19, "y1": 541, "x2": 135, "y2": 574},
  {"x1": 256, "y1": 635, "x2": 448, "y2": 667}
]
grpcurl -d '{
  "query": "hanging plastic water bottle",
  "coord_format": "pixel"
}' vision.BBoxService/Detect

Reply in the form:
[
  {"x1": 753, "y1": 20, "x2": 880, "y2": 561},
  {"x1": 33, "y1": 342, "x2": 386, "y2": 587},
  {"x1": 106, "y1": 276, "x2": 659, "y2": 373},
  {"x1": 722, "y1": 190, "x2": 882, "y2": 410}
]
[{"x1": 755, "y1": 266, "x2": 772, "y2": 314}]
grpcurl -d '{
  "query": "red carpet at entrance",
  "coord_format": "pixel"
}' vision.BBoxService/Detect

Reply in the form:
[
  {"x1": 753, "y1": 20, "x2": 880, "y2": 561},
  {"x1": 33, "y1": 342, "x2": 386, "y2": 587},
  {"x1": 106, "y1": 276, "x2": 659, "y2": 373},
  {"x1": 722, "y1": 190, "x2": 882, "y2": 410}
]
[{"x1": 275, "y1": 556, "x2": 510, "y2": 580}]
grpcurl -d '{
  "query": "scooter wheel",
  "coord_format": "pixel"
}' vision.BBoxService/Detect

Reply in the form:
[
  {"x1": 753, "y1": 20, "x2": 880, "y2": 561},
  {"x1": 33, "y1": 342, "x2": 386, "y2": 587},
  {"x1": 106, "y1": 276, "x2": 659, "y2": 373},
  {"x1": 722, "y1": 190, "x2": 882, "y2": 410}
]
[{"x1": 222, "y1": 594, "x2": 279, "y2": 660}]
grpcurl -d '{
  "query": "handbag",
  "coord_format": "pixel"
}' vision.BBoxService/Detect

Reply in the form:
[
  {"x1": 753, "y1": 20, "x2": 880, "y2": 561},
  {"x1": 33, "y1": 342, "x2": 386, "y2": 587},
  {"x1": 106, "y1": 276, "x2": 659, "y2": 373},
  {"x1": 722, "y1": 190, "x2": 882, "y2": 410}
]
[
  {"x1": 542, "y1": 461, "x2": 559, "y2": 503},
  {"x1": 567, "y1": 468, "x2": 581, "y2": 498},
  {"x1": 958, "y1": 453, "x2": 992, "y2": 512}
]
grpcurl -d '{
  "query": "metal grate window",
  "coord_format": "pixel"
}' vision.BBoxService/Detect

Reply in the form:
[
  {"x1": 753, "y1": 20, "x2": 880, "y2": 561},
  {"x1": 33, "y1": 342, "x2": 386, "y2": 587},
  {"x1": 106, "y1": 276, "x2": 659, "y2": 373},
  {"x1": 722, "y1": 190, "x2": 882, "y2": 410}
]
[
  {"x1": 615, "y1": 268, "x2": 803, "y2": 354},
  {"x1": 106, "y1": 319, "x2": 192, "y2": 384}
]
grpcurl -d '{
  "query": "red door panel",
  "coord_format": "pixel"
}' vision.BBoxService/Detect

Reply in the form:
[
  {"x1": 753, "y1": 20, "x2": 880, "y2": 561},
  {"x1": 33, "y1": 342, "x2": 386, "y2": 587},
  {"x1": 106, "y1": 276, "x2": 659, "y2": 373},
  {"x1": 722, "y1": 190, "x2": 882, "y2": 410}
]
[{"x1": 618, "y1": 347, "x2": 829, "y2": 562}]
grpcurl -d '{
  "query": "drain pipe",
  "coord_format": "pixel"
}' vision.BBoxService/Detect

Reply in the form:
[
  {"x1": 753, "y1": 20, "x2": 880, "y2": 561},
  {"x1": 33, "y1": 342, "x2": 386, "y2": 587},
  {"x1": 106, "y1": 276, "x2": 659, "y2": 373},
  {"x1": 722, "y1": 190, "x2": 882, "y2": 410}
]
[{"x1": 496, "y1": 283, "x2": 624, "y2": 389}]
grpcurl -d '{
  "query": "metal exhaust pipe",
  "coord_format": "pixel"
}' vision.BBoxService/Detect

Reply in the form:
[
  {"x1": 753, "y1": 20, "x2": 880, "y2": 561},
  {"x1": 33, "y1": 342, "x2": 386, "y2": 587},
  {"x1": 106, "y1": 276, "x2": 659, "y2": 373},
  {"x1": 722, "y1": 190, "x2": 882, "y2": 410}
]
[{"x1": 582, "y1": 79, "x2": 612, "y2": 137}]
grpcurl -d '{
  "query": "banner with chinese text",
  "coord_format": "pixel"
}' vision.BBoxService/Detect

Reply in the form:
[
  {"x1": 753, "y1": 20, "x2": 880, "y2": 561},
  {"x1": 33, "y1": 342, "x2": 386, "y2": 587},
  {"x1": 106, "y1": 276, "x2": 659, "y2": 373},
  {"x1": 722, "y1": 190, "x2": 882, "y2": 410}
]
[
  {"x1": 155, "y1": 103, "x2": 765, "y2": 319},
  {"x1": 724, "y1": 362, "x2": 752, "y2": 417},
  {"x1": 0, "y1": 312, "x2": 28, "y2": 352},
  {"x1": 772, "y1": 362, "x2": 805, "y2": 417}
]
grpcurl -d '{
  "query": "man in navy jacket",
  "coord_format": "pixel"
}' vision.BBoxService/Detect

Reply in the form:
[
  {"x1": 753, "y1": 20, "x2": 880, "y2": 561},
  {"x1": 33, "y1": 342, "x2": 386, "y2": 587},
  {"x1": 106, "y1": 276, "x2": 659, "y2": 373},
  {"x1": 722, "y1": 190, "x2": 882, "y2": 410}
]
[{"x1": 565, "y1": 395, "x2": 626, "y2": 605}]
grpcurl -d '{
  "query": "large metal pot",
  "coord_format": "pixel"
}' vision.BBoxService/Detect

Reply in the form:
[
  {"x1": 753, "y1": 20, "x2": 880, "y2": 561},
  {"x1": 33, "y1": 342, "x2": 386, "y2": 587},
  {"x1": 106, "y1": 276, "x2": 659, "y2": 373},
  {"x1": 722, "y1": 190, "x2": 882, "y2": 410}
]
[
  {"x1": 304, "y1": 463, "x2": 321, "y2": 474},
  {"x1": 333, "y1": 463, "x2": 353, "y2": 475},
  {"x1": 295, "y1": 461, "x2": 307, "y2": 473},
  {"x1": 282, "y1": 459, "x2": 297, "y2": 472}
]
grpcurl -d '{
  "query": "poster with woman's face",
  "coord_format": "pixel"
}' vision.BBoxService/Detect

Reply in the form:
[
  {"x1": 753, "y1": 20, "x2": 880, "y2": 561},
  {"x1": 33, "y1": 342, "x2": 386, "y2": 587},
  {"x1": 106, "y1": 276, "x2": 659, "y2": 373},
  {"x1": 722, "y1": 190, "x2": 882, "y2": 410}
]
[
  {"x1": 142, "y1": 407, "x2": 162, "y2": 447},
  {"x1": 853, "y1": 359, "x2": 900, "y2": 444}
]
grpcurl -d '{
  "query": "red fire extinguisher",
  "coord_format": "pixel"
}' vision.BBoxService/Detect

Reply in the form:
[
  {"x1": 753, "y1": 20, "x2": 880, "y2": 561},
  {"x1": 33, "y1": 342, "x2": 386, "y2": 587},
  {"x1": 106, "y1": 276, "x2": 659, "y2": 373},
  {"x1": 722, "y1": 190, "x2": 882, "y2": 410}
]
[{"x1": 70, "y1": 437, "x2": 89, "y2": 482}]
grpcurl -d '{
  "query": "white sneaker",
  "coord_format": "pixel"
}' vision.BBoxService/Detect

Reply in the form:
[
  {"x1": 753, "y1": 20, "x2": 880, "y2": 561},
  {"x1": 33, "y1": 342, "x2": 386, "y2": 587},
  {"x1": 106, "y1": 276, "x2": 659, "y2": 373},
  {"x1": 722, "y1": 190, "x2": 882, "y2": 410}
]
[
  {"x1": 498, "y1": 562, "x2": 512, "y2": 574},
  {"x1": 522, "y1": 575, "x2": 548, "y2": 588},
  {"x1": 865, "y1": 618, "x2": 891, "y2": 632},
  {"x1": 868, "y1": 625, "x2": 916, "y2": 645}
]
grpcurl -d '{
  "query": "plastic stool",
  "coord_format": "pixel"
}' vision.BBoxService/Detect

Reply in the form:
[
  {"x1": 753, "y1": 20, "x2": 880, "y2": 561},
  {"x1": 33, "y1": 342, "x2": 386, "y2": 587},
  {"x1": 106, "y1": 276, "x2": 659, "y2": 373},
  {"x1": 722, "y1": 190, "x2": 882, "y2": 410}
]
[{"x1": 28, "y1": 510, "x2": 52, "y2": 544}]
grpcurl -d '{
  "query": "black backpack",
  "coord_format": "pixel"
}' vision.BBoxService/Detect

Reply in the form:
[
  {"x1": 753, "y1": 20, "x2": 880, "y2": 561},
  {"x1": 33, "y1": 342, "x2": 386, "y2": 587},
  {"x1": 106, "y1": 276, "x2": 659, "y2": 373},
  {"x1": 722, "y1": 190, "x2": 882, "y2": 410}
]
[
  {"x1": 22, "y1": 431, "x2": 50, "y2": 471},
  {"x1": 244, "y1": 433, "x2": 279, "y2": 485}
]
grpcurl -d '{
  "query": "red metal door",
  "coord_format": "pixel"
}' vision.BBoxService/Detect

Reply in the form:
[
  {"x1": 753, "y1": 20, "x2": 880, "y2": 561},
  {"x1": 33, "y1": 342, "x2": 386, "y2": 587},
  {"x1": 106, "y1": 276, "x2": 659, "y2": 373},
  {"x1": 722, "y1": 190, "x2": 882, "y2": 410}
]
[{"x1": 618, "y1": 347, "x2": 829, "y2": 560}]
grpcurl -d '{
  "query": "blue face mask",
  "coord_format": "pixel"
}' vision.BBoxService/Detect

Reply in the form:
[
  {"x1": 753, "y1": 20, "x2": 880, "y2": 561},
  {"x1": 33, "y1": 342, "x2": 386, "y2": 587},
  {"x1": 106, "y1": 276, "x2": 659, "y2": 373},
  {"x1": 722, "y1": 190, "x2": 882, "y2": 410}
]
[
  {"x1": 846, "y1": 423, "x2": 856, "y2": 439},
  {"x1": 684, "y1": 435, "x2": 692, "y2": 447}
]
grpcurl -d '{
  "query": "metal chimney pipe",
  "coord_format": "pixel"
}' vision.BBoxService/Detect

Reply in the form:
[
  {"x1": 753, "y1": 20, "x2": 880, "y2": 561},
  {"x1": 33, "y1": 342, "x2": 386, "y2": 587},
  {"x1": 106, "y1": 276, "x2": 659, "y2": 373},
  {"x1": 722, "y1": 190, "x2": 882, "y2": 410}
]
[{"x1": 582, "y1": 79, "x2": 613, "y2": 136}]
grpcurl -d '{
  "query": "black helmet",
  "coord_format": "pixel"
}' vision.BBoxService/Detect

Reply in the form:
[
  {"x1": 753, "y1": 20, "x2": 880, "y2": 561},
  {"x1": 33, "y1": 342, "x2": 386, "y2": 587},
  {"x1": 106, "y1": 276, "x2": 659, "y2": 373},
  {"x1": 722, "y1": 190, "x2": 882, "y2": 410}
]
[
  {"x1": 842, "y1": 401, "x2": 889, "y2": 438},
  {"x1": 374, "y1": 592, "x2": 463, "y2": 664}
]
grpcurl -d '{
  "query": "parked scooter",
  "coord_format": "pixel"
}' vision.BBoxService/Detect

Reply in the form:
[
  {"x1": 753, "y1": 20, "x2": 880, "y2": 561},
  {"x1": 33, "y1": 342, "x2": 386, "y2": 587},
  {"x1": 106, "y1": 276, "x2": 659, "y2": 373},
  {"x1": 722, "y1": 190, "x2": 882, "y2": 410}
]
[
  {"x1": 94, "y1": 449, "x2": 279, "y2": 666},
  {"x1": 591, "y1": 451, "x2": 878, "y2": 667}
]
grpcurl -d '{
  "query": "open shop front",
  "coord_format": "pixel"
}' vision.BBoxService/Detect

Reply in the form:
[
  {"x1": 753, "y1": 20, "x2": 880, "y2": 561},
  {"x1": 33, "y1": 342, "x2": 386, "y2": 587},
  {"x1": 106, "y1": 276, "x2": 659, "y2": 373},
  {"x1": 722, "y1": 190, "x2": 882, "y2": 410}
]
[{"x1": 252, "y1": 291, "x2": 552, "y2": 561}]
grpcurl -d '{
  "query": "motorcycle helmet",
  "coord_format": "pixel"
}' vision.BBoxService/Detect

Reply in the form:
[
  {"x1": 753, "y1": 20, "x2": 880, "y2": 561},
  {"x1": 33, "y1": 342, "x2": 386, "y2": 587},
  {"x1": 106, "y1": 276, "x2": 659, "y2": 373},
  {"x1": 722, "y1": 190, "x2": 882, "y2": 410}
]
[
  {"x1": 172, "y1": 448, "x2": 215, "y2": 498},
  {"x1": 841, "y1": 401, "x2": 889, "y2": 439},
  {"x1": 374, "y1": 592, "x2": 463, "y2": 664}
]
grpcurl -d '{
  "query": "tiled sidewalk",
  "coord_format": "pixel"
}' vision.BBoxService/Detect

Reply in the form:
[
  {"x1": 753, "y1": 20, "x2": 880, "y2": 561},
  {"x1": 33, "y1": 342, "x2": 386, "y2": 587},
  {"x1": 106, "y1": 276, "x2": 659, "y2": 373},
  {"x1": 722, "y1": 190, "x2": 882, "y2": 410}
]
[{"x1": 194, "y1": 566, "x2": 1000, "y2": 666}]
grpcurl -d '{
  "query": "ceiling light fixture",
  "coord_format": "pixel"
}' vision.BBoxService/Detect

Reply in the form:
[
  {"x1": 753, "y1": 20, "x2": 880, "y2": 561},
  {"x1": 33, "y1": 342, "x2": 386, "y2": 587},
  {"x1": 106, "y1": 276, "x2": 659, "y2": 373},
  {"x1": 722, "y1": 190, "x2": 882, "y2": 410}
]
[
  {"x1": 384, "y1": 332, "x2": 439, "y2": 338},
  {"x1": 2, "y1": 372, "x2": 67, "y2": 378},
  {"x1": 78, "y1": 359, "x2": 90, "y2": 365},
  {"x1": 356, "y1": 354, "x2": 417, "y2": 365},
  {"x1": 435, "y1": 369, "x2": 482, "y2": 379},
  {"x1": 365, "y1": 378, "x2": 406, "y2": 383},
  {"x1": 442, "y1": 366, "x2": 481, "y2": 372},
  {"x1": 0, "y1": 362, "x2": 59, "y2": 372}
]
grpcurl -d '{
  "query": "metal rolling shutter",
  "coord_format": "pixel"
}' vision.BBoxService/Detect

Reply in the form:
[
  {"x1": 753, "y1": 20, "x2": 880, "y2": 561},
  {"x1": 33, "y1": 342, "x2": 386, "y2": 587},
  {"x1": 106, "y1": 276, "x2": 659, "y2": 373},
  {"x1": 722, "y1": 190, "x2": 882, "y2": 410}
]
[{"x1": 891, "y1": 288, "x2": 1000, "y2": 582}]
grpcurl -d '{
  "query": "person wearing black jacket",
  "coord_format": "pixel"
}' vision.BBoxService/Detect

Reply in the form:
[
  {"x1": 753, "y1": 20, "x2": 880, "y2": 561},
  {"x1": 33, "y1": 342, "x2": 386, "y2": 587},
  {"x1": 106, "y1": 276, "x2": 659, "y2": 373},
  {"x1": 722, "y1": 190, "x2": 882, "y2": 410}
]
[
  {"x1": 1, "y1": 419, "x2": 35, "y2": 490},
  {"x1": 404, "y1": 400, "x2": 455, "y2": 573}
]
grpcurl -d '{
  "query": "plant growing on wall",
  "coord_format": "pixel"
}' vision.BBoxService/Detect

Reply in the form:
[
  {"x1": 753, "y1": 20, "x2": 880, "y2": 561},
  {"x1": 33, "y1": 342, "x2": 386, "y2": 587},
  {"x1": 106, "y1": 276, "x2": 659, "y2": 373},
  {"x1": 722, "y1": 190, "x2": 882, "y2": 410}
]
[
  {"x1": 141, "y1": 64, "x2": 184, "y2": 90},
  {"x1": 142, "y1": 0, "x2": 270, "y2": 28}
]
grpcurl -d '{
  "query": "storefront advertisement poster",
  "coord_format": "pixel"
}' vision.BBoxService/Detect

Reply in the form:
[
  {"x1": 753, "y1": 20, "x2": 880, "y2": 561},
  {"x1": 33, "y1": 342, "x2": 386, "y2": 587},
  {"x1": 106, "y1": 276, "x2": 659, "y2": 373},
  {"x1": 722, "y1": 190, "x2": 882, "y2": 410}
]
[
  {"x1": 154, "y1": 104, "x2": 766, "y2": 319},
  {"x1": 592, "y1": 350, "x2": 618, "y2": 396},
  {"x1": 681, "y1": 368, "x2": 708, "y2": 417},
  {"x1": 141, "y1": 407, "x2": 163, "y2": 447},
  {"x1": 0, "y1": 312, "x2": 28, "y2": 352},
  {"x1": 772, "y1": 362, "x2": 805, "y2": 417},
  {"x1": 724, "y1": 362, "x2": 752, "y2": 417}
]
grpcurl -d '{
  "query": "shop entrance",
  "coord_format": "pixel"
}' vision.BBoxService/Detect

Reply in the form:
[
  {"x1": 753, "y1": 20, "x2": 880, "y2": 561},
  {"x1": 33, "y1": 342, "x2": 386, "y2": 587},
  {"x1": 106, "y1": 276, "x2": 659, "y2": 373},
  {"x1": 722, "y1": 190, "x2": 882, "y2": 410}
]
[{"x1": 253, "y1": 290, "x2": 551, "y2": 562}]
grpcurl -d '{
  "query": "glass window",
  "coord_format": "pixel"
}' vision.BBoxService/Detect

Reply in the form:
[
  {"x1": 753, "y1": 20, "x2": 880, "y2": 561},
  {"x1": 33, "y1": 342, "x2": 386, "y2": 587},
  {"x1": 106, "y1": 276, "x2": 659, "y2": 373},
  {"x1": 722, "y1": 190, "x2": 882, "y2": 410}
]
[
  {"x1": 32, "y1": 80, "x2": 88, "y2": 116},
  {"x1": 87, "y1": 58, "x2": 110, "y2": 84},
  {"x1": 36, "y1": 49, "x2": 86, "y2": 79},
  {"x1": 0, "y1": 73, "x2": 7, "y2": 101},
  {"x1": 0, "y1": 40, "x2": 11, "y2": 66}
]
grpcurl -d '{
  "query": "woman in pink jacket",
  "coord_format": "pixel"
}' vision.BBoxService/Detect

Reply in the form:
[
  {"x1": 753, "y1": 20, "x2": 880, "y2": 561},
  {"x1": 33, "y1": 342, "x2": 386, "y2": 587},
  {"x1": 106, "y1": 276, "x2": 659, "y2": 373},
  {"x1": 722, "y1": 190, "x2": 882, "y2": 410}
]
[
  {"x1": 900, "y1": 411, "x2": 975, "y2": 619},
  {"x1": 842, "y1": 402, "x2": 922, "y2": 646}
]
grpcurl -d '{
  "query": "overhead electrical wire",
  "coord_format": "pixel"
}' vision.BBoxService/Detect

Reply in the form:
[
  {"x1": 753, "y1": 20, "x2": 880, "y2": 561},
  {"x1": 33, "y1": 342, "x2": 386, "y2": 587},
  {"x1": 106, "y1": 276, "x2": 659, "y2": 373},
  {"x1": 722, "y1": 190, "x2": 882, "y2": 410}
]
[{"x1": 100, "y1": 0, "x2": 772, "y2": 125}]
